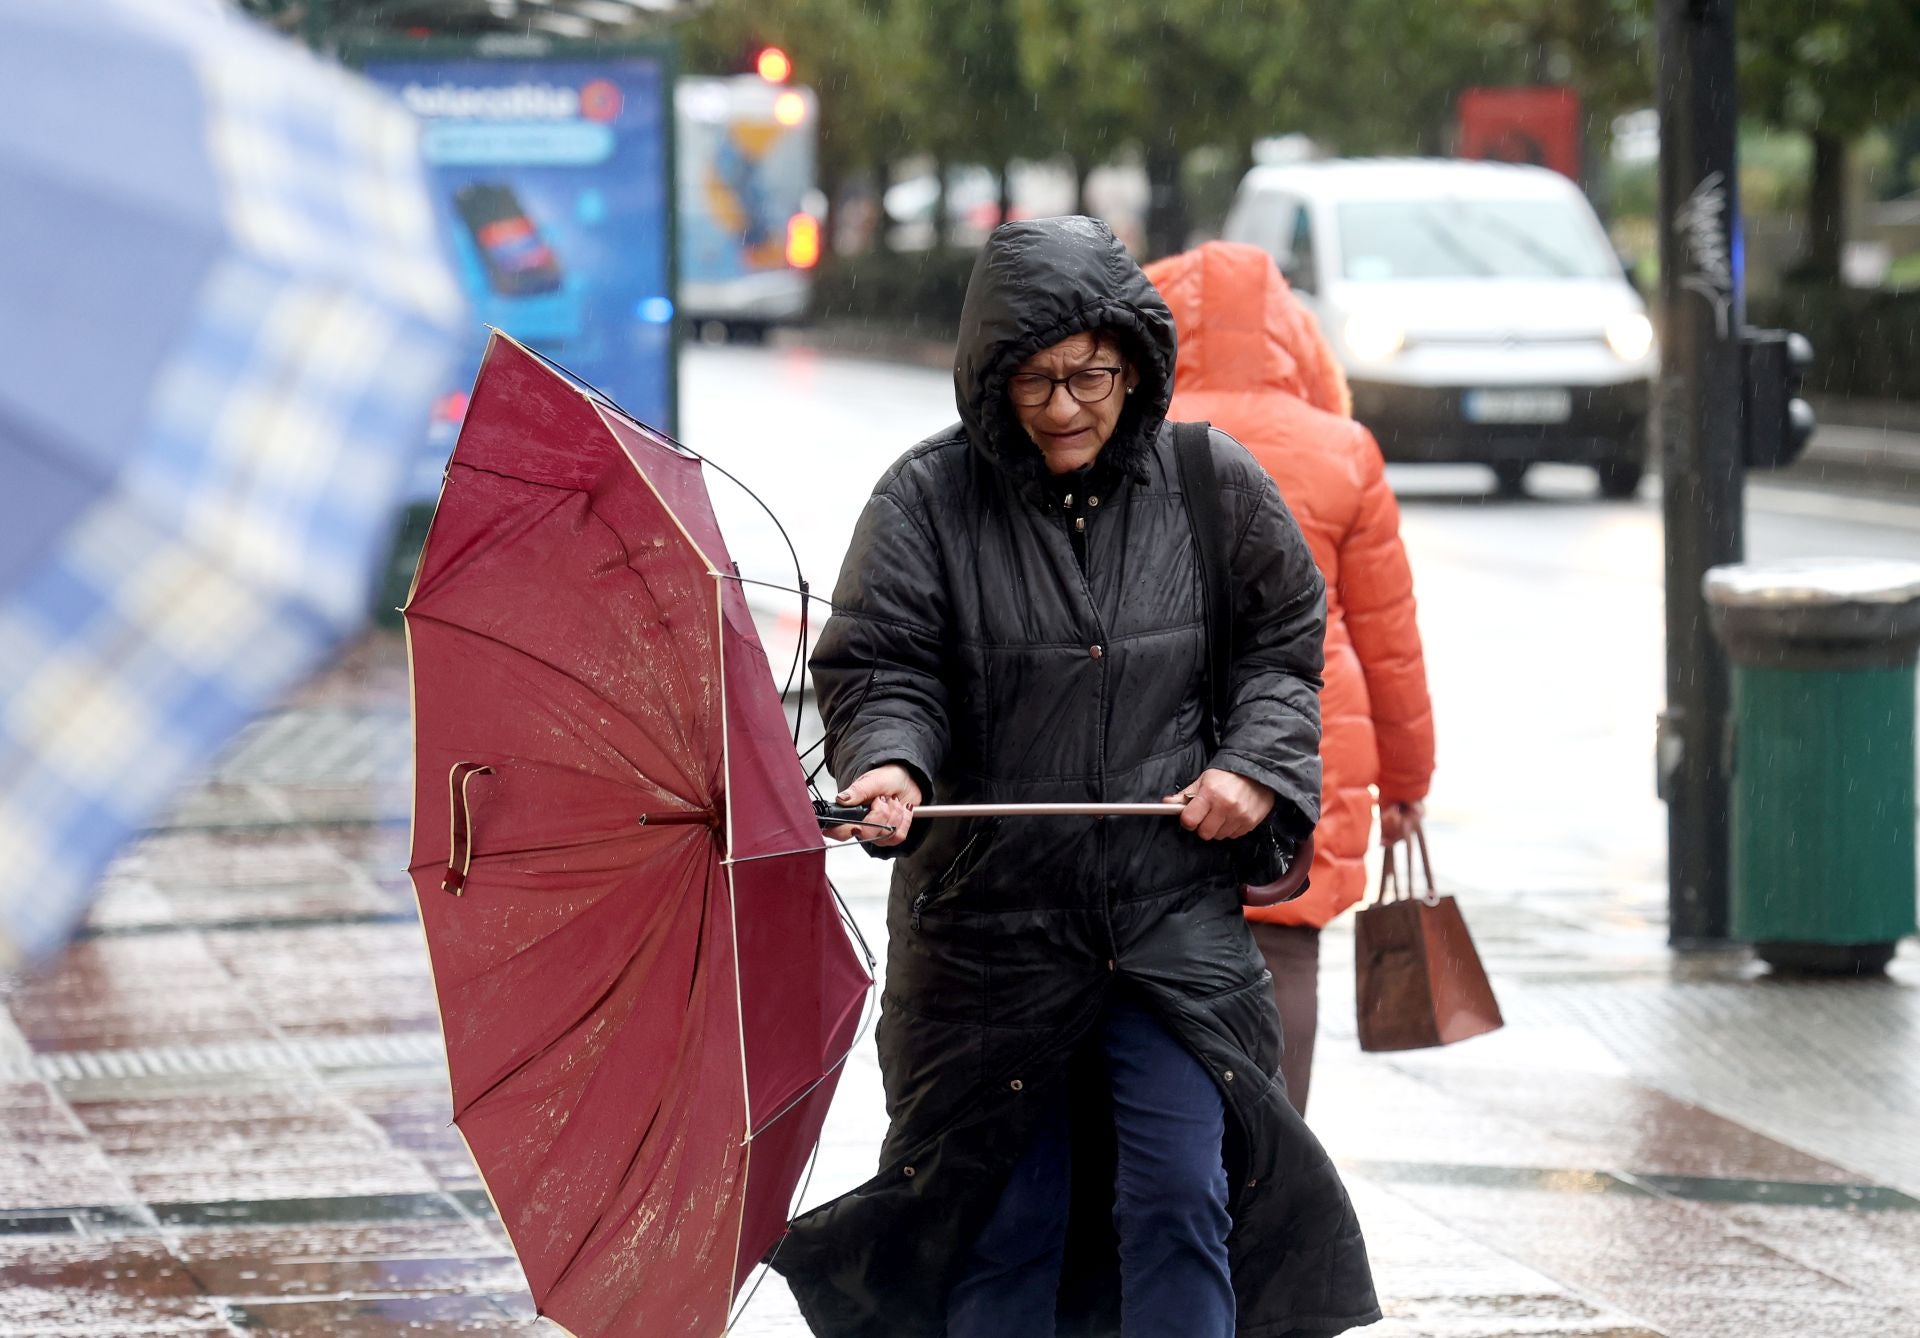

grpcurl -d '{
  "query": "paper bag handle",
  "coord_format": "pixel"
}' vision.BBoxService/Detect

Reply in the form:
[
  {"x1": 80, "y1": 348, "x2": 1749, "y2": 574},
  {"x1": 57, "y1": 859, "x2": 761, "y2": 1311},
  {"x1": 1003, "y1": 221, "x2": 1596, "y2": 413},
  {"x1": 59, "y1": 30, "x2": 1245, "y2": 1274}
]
[{"x1": 1377, "y1": 820, "x2": 1439, "y2": 907}]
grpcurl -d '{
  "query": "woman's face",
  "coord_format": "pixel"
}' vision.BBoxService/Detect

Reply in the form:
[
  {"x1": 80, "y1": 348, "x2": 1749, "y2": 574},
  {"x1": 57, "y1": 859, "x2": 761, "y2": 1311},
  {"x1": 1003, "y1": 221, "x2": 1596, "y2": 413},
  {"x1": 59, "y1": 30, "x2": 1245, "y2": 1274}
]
[{"x1": 1008, "y1": 332, "x2": 1139, "y2": 475}]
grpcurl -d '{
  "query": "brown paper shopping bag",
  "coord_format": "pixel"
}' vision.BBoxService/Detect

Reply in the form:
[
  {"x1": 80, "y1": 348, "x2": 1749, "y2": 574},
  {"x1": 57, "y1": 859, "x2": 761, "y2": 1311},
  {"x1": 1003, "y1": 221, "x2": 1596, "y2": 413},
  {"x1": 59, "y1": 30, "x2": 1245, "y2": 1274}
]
[{"x1": 1355, "y1": 825, "x2": 1504, "y2": 1052}]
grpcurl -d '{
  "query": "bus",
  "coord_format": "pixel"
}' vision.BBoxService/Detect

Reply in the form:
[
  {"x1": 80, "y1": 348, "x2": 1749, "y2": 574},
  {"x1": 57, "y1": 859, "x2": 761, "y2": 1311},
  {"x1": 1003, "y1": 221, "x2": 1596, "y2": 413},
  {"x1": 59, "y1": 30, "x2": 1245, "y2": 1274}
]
[{"x1": 676, "y1": 74, "x2": 822, "y2": 339}]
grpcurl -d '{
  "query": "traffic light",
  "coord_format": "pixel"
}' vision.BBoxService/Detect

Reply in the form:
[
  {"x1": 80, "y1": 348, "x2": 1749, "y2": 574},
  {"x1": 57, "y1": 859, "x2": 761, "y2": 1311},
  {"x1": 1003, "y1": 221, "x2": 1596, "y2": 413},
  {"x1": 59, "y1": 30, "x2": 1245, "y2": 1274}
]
[
  {"x1": 754, "y1": 46, "x2": 792, "y2": 83},
  {"x1": 1741, "y1": 327, "x2": 1816, "y2": 470}
]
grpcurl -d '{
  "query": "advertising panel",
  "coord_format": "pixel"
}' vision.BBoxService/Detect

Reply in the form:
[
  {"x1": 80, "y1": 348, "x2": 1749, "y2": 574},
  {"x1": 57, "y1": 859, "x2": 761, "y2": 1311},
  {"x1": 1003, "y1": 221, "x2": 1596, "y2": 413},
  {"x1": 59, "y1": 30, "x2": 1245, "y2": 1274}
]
[
  {"x1": 1457, "y1": 86, "x2": 1583, "y2": 183},
  {"x1": 358, "y1": 45, "x2": 676, "y2": 500}
]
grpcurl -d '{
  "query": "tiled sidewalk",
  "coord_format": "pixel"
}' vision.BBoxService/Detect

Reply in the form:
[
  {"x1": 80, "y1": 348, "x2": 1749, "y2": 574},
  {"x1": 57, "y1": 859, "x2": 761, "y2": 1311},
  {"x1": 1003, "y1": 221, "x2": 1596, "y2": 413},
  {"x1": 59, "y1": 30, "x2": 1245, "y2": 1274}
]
[{"x1": 2, "y1": 631, "x2": 1916, "y2": 1336}]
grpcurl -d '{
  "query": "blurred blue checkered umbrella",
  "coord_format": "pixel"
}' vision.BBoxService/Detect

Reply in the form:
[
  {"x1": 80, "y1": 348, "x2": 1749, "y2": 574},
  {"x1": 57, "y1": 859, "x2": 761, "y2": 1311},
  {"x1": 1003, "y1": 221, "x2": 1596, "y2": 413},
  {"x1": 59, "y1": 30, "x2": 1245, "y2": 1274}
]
[{"x1": 0, "y1": 0, "x2": 467, "y2": 966}]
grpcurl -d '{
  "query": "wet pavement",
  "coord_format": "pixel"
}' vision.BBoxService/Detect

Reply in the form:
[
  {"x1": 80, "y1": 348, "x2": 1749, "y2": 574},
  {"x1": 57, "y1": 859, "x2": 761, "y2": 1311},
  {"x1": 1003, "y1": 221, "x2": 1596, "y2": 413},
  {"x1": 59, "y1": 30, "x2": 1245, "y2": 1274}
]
[
  {"x1": 5, "y1": 347, "x2": 1920, "y2": 1335},
  {"x1": 2, "y1": 628, "x2": 1915, "y2": 1337}
]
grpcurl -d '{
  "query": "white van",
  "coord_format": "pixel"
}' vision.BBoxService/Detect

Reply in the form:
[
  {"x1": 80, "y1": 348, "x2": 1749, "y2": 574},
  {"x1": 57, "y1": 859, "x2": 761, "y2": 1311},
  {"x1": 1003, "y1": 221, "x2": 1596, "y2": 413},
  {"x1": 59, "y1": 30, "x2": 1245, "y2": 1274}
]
[{"x1": 1222, "y1": 158, "x2": 1656, "y2": 498}]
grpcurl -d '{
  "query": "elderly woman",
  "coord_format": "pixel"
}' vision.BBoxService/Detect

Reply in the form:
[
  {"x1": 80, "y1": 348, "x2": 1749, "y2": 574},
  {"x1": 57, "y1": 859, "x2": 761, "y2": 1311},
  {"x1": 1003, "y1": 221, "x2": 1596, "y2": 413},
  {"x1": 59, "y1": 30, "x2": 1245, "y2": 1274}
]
[{"x1": 772, "y1": 217, "x2": 1379, "y2": 1338}]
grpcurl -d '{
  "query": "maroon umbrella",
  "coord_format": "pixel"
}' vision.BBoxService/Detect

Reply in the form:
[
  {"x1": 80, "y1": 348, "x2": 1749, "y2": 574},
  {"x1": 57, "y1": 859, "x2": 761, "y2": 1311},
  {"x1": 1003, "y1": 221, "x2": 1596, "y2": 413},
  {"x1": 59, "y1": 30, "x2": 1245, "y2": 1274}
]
[{"x1": 403, "y1": 333, "x2": 871, "y2": 1336}]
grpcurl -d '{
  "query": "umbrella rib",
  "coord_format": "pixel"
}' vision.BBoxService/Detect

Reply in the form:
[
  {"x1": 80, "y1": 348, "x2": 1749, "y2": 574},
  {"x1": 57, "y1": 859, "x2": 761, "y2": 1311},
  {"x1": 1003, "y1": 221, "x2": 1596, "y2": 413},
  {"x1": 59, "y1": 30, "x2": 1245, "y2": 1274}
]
[
  {"x1": 410, "y1": 469, "x2": 714, "y2": 794},
  {"x1": 745, "y1": 948, "x2": 878, "y2": 1142},
  {"x1": 618, "y1": 559, "x2": 712, "y2": 781},
  {"x1": 573, "y1": 491, "x2": 712, "y2": 788},
  {"x1": 405, "y1": 609, "x2": 712, "y2": 804},
  {"x1": 745, "y1": 1050, "x2": 851, "y2": 1144},
  {"x1": 722, "y1": 844, "x2": 822, "y2": 866},
  {"x1": 525, "y1": 863, "x2": 724, "y2": 1298},
  {"x1": 406, "y1": 819, "x2": 708, "y2": 884},
  {"x1": 544, "y1": 1102, "x2": 667, "y2": 1297},
  {"x1": 430, "y1": 847, "x2": 707, "y2": 1064},
  {"x1": 453, "y1": 913, "x2": 676, "y2": 1123},
  {"x1": 559, "y1": 482, "x2": 712, "y2": 775},
  {"x1": 409, "y1": 467, "x2": 580, "y2": 603}
]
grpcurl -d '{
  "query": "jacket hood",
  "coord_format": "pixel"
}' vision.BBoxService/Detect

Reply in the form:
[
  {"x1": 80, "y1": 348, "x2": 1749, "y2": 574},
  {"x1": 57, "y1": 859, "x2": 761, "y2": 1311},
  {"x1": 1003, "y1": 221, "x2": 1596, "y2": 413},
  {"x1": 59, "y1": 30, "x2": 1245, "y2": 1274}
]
[
  {"x1": 1144, "y1": 240, "x2": 1352, "y2": 417},
  {"x1": 954, "y1": 216, "x2": 1177, "y2": 483}
]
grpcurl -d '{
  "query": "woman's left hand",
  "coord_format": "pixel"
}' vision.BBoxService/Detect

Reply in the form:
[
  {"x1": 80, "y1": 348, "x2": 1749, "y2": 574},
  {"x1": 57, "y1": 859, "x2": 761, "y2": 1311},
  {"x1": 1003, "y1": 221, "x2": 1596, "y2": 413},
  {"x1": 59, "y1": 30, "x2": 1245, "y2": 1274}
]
[{"x1": 1164, "y1": 768, "x2": 1275, "y2": 841}]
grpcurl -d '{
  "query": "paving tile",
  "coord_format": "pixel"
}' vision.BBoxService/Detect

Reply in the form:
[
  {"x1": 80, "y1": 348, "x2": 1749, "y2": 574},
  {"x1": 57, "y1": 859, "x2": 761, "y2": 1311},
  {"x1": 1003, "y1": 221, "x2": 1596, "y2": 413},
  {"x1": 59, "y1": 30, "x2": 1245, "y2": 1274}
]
[
  {"x1": 154, "y1": 782, "x2": 296, "y2": 832},
  {"x1": 88, "y1": 823, "x2": 411, "y2": 933},
  {"x1": 69, "y1": 1091, "x2": 437, "y2": 1206},
  {"x1": 1522, "y1": 976, "x2": 1920, "y2": 1195},
  {"x1": 1380, "y1": 1179, "x2": 1914, "y2": 1336},
  {"x1": 280, "y1": 632, "x2": 410, "y2": 711},
  {"x1": 210, "y1": 709, "x2": 408, "y2": 790},
  {"x1": 9, "y1": 618, "x2": 1920, "y2": 1335},
  {"x1": 111, "y1": 830, "x2": 357, "y2": 892},
  {"x1": 1392, "y1": 1068, "x2": 1867, "y2": 1186},
  {"x1": 342, "y1": 1087, "x2": 483, "y2": 1193},
  {"x1": 175, "y1": 1220, "x2": 520, "y2": 1301},
  {"x1": 1305, "y1": 1056, "x2": 1598, "y2": 1172},
  {"x1": 0, "y1": 1082, "x2": 132, "y2": 1212},
  {"x1": 0, "y1": 1235, "x2": 221, "y2": 1331},
  {"x1": 223, "y1": 1292, "x2": 540, "y2": 1336},
  {"x1": 1700, "y1": 1202, "x2": 1920, "y2": 1311},
  {"x1": 199, "y1": 927, "x2": 438, "y2": 1039},
  {"x1": 7, "y1": 938, "x2": 268, "y2": 1053},
  {"x1": 1345, "y1": 1178, "x2": 1659, "y2": 1337}
]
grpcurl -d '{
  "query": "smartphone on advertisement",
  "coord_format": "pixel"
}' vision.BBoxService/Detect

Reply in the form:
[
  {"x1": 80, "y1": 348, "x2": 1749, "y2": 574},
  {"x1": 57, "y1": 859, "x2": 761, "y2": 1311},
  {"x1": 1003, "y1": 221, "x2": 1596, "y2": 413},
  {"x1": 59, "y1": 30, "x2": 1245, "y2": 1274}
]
[{"x1": 453, "y1": 183, "x2": 565, "y2": 297}]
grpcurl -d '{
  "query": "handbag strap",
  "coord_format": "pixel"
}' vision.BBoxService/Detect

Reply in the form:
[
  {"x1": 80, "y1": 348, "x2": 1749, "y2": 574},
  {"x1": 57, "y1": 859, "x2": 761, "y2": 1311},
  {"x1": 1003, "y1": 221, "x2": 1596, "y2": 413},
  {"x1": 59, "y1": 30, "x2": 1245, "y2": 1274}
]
[
  {"x1": 1411, "y1": 822, "x2": 1438, "y2": 900},
  {"x1": 1173, "y1": 421, "x2": 1229, "y2": 752},
  {"x1": 1376, "y1": 821, "x2": 1440, "y2": 906}
]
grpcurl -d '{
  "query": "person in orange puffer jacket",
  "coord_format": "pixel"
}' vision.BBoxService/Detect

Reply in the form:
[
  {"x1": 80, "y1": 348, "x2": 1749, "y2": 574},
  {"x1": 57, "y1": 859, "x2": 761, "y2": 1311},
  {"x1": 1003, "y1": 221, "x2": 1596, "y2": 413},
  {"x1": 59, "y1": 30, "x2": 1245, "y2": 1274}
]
[{"x1": 1144, "y1": 241, "x2": 1436, "y2": 1116}]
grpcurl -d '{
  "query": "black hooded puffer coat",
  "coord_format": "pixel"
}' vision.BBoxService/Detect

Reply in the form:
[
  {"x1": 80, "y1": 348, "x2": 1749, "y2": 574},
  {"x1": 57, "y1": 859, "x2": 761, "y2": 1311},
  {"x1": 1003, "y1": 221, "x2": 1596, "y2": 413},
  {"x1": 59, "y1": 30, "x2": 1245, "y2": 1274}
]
[{"x1": 773, "y1": 217, "x2": 1380, "y2": 1338}]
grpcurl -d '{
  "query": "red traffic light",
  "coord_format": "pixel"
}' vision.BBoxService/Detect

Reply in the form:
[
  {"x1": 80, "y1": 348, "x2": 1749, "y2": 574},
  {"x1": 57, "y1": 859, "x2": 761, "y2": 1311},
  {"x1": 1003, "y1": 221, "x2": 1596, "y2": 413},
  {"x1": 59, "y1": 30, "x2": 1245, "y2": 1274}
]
[{"x1": 755, "y1": 46, "x2": 792, "y2": 83}]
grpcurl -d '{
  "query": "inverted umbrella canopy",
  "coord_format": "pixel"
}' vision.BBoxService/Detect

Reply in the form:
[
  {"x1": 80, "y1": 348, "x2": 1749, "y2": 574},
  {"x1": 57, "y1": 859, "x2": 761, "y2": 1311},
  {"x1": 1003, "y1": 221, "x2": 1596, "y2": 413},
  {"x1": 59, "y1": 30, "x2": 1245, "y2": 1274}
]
[
  {"x1": 0, "y1": 0, "x2": 465, "y2": 965},
  {"x1": 404, "y1": 333, "x2": 871, "y2": 1336}
]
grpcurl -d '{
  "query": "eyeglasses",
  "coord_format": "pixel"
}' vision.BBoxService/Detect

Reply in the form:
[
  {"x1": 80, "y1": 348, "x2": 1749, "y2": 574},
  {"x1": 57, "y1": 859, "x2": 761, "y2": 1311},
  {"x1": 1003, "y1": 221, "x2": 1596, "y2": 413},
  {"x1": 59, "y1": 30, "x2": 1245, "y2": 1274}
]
[{"x1": 1007, "y1": 366, "x2": 1125, "y2": 408}]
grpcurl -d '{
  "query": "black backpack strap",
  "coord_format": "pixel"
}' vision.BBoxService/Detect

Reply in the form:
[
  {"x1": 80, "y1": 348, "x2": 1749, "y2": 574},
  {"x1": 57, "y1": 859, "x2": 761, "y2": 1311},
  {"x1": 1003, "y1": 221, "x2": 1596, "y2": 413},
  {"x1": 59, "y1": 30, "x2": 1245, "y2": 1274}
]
[{"x1": 1173, "y1": 421, "x2": 1230, "y2": 752}]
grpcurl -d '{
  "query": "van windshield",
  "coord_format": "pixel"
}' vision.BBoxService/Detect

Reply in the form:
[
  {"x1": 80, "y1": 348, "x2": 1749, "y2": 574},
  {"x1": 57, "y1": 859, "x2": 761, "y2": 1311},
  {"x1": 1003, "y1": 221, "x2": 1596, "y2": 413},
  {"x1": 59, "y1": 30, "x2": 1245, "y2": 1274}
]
[{"x1": 1337, "y1": 198, "x2": 1619, "y2": 281}]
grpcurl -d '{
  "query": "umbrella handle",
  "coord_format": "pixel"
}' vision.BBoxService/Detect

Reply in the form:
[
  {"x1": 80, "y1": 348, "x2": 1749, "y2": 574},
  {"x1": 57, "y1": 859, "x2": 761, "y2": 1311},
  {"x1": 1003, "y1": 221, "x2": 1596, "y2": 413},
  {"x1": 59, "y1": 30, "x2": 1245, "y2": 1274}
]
[
  {"x1": 811, "y1": 800, "x2": 897, "y2": 836},
  {"x1": 443, "y1": 763, "x2": 494, "y2": 894},
  {"x1": 813, "y1": 802, "x2": 869, "y2": 826}
]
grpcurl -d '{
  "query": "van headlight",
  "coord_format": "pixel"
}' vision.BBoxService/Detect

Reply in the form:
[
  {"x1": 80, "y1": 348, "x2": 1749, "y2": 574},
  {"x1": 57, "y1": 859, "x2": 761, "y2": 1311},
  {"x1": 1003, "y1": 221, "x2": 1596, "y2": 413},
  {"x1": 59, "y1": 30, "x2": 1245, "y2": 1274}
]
[
  {"x1": 1605, "y1": 312, "x2": 1655, "y2": 361},
  {"x1": 1343, "y1": 313, "x2": 1405, "y2": 364}
]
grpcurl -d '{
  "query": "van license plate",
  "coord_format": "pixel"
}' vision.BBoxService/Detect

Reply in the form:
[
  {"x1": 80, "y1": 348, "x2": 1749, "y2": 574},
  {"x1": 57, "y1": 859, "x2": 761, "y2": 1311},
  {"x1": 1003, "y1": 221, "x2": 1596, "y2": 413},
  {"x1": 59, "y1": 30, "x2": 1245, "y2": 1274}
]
[{"x1": 1463, "y1": 389, "x2": 1572, "y2": 424}]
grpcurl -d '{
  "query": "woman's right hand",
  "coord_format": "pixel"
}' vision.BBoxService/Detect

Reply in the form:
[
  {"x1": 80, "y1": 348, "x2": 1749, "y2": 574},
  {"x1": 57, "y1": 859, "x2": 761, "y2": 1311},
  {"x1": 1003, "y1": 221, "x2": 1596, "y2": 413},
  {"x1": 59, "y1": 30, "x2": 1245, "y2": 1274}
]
[{"x1": 823, "y1": 764, "x2": 923, "y2": 848}]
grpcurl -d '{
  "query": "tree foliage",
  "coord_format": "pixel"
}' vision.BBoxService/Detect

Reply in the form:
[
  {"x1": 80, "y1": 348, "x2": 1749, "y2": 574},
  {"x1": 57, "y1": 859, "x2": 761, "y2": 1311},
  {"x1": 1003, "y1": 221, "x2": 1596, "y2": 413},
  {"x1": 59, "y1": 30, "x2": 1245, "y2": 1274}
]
[
  {"x1": 1739, "y1": 0, "x2": 1920, "y2": 139},
  {"x1": 669, "y1": 0, "x2": 1918, "y2": 264},
  {"x1": 1739, "y1": 0, "x2": 1920, "y2": 281}
]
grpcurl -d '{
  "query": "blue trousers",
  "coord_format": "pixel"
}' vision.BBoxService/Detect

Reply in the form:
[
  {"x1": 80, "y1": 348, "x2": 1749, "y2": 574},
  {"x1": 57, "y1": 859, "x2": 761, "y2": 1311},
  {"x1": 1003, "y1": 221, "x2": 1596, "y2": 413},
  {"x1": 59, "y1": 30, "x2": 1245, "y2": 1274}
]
[{"x1": 947, "y1": 998, "x2": 1235, "y2": 1338}]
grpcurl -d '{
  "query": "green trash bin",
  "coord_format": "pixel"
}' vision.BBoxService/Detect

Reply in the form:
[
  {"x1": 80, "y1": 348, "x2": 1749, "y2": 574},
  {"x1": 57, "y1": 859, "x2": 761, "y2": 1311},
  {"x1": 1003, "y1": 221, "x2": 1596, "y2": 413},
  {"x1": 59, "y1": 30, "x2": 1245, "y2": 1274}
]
[{"x1": 1705, "y1": 559, "x2": 1920, "y2": 975}]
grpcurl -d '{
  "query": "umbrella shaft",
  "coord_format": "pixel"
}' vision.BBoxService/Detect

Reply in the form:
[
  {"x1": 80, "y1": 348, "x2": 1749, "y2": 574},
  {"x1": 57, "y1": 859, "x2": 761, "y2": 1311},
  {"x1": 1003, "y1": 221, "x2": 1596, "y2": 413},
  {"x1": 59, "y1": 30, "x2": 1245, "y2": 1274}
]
[{"x1": 914, "y1": 803, "x2": 1184, "y2": 818}]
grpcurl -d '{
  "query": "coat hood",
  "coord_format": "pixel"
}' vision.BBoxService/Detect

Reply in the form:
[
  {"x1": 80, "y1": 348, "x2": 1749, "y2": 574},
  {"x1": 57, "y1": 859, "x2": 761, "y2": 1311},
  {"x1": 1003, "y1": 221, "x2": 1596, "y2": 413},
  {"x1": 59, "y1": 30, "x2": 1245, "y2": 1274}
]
[
  {"x1": 954, "y1": 216, "x2": 1177, "y2": 483},
  {"x1": 1144, "y1": 240, "x2": 1352, "y2": 417}
]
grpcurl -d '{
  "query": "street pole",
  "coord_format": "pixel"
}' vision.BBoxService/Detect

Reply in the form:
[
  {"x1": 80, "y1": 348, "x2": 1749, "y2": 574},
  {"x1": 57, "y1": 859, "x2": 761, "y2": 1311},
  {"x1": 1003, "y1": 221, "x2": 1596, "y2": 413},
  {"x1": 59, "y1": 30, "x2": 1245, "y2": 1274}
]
[{"x1": 1655, "y1": 0, "x2": 1744, "y2": 947}]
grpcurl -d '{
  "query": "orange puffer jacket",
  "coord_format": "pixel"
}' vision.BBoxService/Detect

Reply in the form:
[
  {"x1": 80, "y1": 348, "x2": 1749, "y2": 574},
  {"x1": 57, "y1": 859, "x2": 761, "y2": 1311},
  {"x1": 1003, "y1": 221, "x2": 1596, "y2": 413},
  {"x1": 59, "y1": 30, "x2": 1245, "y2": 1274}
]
[{"x1": 1145, "y1": 242, "x2": 1435, "y2": 927}]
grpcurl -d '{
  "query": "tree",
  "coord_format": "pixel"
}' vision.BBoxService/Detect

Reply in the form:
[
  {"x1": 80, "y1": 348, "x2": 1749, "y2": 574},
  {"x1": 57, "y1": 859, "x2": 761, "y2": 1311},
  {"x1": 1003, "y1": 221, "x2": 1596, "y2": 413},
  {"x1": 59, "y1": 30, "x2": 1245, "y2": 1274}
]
[
  {"x1": 1741, "y1": 0, "x2": 1920, "y2": 282},
  {"x1": 1264, "y1": 0, "x2": 1653, "y2": 166},
  {"x1": 1015, "y1": 0, "x2": 1301, "y2": 258},
  {"x1": 677, "y1": 0, "x2": 930, "y2": 253},
  {"x1": 889, "y1": 0, "x2": 1055, "y2": 248}
]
